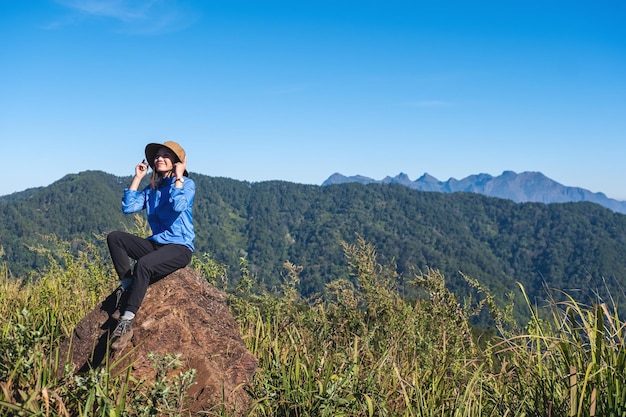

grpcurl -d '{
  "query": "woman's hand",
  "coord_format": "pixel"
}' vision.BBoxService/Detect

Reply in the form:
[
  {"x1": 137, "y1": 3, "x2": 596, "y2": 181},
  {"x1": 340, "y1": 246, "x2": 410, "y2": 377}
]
[
  {"x1": 135, "y1": 159, "x2": 149, "y2": 179},
  {"x1": 174, "y1": 156, "x2": 187, "y2": 179},
  {"x1": 128, "y1": 160, "x2": 149, "y2": 191}
]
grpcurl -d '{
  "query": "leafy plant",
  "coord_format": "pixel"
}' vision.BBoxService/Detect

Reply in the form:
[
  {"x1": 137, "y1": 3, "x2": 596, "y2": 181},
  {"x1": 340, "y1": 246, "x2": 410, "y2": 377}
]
[{"x1": 2, "y1": 234, "x2": 625, "y2": 416}]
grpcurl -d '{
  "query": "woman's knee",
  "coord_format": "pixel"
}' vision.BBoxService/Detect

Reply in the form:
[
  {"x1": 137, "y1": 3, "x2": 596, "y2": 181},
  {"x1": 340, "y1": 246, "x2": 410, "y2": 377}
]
[{"x1": 107, "y1": 230, "x2": 123, "y2": 245}]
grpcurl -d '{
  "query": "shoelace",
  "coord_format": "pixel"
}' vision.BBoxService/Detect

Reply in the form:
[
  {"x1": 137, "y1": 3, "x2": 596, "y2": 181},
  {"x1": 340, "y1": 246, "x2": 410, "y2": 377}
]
[{"x1": 113, "y1": 319, "x2": 132, "y2": 337}]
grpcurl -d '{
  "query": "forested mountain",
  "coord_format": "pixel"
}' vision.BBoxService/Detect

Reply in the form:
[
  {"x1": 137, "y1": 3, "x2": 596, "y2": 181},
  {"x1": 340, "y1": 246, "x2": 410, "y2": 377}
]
[{"x1": 2, "y1": 171, "x2": 626, "y2": 317}]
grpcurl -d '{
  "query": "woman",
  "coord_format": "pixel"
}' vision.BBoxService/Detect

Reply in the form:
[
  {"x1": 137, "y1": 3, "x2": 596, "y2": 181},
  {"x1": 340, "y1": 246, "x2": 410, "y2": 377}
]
[{"x1": 107, "y1": 140, "x2": 195, "y2": 350}]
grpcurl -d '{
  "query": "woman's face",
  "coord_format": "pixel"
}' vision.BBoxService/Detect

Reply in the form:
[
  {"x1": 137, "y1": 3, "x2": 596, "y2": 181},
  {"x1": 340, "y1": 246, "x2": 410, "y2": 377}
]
[{"x1": 153, "y1": 147, "x2": 176, "y2": 174}]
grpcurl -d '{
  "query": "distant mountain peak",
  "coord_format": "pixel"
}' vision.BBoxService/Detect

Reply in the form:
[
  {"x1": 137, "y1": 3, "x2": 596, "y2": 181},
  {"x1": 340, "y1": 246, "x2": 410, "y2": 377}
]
[
  {"x1": 397, "y1": 172, "x2": 410, "y2": 180},
  {"x1": 322, "y1": 171, "x2": 626, "y2": 214},
  {"x1": 418, "y1": 173, "x2": 439, "y2": 182},
  {"x1": 322, "y1": 173, "x2": 376, "y2": 186}
]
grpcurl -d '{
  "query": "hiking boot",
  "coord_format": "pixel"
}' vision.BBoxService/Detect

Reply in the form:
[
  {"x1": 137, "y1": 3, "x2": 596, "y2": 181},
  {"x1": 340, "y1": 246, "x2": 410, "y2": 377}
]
[{"x1": 110, "y1": 318, "x2": 133, "y2": 350}]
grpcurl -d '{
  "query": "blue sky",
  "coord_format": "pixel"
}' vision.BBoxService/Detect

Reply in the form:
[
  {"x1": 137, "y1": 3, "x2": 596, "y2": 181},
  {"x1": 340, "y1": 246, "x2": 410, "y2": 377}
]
[{"x1": 1, "y1": 1, "x2": 625, "y2": 199}]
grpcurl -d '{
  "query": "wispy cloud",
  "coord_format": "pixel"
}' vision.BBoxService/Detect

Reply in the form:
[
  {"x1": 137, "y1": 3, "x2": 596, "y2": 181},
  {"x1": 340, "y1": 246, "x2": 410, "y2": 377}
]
[
  {"x1": 49, "y1": 0, "x2": 199, "y2": 34},
  {"x1": 55, "y1": 0, "x2": 155, "y2": 21}
]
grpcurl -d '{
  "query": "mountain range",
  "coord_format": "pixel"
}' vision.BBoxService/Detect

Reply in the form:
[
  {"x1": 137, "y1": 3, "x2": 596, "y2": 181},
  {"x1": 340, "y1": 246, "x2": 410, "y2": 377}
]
[
  {"x1": 323, "y1": 171, "x2": 626, "y2": 214},
  {"x1": 3, "y1": 170, "x2": 626, "y2": 323}
]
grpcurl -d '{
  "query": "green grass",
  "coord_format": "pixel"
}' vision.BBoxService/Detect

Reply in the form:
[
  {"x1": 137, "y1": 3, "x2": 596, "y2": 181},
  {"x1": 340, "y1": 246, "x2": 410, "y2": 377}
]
[{"x1": 1, "y1": 234, "x2": 625, "y2": 416}]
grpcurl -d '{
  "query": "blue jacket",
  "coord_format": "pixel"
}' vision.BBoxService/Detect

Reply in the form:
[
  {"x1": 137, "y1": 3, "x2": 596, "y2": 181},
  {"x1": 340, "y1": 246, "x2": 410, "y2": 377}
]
[{"x1": 122, "y1": 177, "x2": 195, "y2": 251}]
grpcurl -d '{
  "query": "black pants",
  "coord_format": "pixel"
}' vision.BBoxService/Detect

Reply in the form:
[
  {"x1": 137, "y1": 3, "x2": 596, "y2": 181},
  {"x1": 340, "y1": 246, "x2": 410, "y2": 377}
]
[{"x1": 106, "y1": 231, "x2": 192, "y2": 314}]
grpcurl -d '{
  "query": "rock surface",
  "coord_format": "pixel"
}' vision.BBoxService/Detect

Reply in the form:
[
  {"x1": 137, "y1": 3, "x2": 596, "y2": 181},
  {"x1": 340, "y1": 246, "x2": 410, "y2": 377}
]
[{"x1": 58, "y1": 267, "x2": 258, "y2": 416}]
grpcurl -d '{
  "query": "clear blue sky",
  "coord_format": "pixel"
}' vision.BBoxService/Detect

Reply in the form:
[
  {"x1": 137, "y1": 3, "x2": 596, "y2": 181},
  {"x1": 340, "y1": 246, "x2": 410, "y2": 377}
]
[{"x1": 1, "y1": 1, "x2": 625, "y2": 199}]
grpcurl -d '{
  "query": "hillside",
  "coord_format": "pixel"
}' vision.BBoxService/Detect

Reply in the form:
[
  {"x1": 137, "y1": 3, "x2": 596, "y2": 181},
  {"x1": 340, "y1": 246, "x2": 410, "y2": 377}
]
[{"x1": 2, "y1": 171, "x2": 626, "y2": 317}]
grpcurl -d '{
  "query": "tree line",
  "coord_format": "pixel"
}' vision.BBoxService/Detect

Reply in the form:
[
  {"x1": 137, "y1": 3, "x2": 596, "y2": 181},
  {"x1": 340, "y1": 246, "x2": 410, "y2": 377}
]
[{"x1": 2, "y1": 170, "x2": 626, "y2": 321}]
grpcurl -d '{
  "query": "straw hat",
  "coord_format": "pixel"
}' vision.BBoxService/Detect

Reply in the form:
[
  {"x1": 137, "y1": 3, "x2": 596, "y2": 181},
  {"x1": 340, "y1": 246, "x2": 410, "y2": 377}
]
[{"x1": 145, "y1": 141, "x2": 188, "y2": 176}]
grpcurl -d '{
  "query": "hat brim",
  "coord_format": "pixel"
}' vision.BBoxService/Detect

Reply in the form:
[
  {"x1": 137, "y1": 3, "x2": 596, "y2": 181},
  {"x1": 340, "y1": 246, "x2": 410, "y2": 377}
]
[
  {"x1": 144, "y1": 142, "x2": 188, "y2": 177},
  {"x1": 145, "y1": 143, "x2": 175, "y2": 168}
]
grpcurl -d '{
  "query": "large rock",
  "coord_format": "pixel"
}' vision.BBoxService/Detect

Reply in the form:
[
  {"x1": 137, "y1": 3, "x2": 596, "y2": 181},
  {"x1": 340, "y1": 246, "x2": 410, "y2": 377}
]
[{"x1": 58, "y1": 267, "x2": 258, "y2": 415}]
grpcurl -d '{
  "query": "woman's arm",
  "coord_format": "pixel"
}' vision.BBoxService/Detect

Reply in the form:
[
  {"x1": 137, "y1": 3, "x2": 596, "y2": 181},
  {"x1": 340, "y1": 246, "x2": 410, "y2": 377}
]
[{"x1": 129, "y1": 159, "x2": 149, "y2": 191}]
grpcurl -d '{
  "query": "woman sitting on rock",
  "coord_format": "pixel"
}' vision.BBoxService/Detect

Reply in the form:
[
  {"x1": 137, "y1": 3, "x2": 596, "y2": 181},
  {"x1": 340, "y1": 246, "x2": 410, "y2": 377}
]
[{"x1": 107, "y1": 140, "x2": 195, "y2": 350}]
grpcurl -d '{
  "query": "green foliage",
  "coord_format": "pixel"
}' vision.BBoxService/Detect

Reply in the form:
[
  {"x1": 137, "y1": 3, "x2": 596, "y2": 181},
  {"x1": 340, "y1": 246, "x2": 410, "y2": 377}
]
[
  {"x1": 0, "y1": 236, "x2": 197, "y2": 417},
  {"x1": 3, "y1": 173, "x2": 626, "y2": 415},
  {"x1": 230, "y1": 236, "x2": 626, "y2": 416},
  {"x1": 3, "y1": 172, "x2": 626, "y2": 325},
  {"x1": 478, "y1": 284, "x2": 626, "y2": 416},
  {"x1": 233, "y1": 237, "x2": 483, "y2": 415},
  {"x1": 0, "y1": 171, "x2": 138, "y2": 276},
  {"x1": 129, "y1": 353, "x2": 197, "y2": 417},
  {"x1": 190, "y1": 252, "x2": 229, "y2": 290}
]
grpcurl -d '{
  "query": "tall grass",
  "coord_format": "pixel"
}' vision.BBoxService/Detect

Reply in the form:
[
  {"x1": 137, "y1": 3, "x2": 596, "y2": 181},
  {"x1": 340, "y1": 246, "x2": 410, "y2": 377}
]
[
  {"x1": 1, "y1": 233, "x2": 625, "y2": 416},
  {"x1": 231, "y1": 236, "x2": 626, "y2": 416},
  {"x1": 0, "y1": 234, "x2": 199, "y2": 416},
  {"x1": 231, "y1": 236, "x2": 486, "y2": 416},
  {"x1": 485, "y1": 285, "x2": 626, "y2": 417}
]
